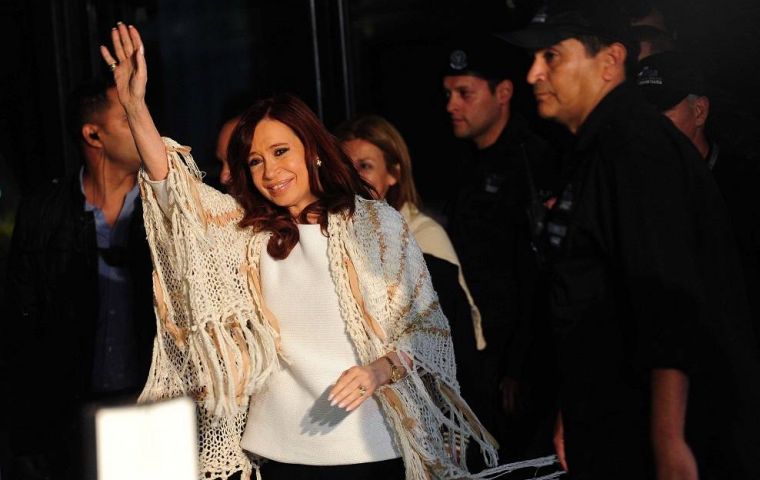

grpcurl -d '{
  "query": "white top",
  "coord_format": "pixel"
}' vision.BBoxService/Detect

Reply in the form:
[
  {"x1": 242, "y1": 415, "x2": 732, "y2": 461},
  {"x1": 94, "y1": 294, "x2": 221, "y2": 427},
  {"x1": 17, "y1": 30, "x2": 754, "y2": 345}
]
[
  {"x1": 240, "y1": 224, "x2": 399, "y2": 465},
  {"x1": 144, "y1": 178, "x2": 399, "y2": 465}
]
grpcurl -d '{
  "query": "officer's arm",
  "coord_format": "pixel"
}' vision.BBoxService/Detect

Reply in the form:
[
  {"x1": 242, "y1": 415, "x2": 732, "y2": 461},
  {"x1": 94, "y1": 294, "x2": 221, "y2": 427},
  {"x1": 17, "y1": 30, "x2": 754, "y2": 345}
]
[{"x1": 651, "y1": 368, "x2": 697, "y2": 480}]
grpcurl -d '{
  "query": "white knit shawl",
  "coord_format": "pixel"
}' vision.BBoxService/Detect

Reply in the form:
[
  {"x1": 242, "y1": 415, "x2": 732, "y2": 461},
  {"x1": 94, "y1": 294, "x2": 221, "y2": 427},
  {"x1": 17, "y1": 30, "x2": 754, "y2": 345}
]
[{"x1": 137, "y1": 138, "x2": 558, "y2": 480}]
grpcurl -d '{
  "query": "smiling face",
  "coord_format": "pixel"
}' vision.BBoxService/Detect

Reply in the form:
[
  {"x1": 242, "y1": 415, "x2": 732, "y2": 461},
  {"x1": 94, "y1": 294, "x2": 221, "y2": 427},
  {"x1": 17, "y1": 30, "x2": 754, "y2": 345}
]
[
  {"x1": 248, "y1": 118, "x2": 318, "y2": 217},
  {"x1": 342, "y1": 138, "x2": 398, "y2": 200}
]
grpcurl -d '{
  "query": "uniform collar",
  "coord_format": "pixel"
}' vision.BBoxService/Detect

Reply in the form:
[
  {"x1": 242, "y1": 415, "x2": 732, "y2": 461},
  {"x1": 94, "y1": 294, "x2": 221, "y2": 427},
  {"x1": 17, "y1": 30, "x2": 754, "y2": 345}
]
[
  {"x1": 476, "y1": 112, "x2": 532, "y2": 157},
  {"x1": 498, "y1": 112, "x2": 532, "y2": 148},
  {"x1": 574, "y1": 81, "x2": 639, "y2": 152},
  {"x1": 706, "y1": 141, "x2": 720, "y2": 171}
]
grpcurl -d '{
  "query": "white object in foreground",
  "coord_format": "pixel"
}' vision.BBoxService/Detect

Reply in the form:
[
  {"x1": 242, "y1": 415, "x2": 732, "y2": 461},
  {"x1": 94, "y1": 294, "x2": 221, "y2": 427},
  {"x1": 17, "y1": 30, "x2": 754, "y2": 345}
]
[{"x1": 96, "y1": 396, "x2": 198, "y2": 480}]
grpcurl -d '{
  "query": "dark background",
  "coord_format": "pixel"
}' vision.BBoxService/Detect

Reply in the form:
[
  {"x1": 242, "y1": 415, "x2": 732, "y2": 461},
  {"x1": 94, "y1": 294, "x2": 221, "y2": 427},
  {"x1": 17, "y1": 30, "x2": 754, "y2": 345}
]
[
  {"x1": 0, "y1": 0, "x2": 760, "y2": 326},
  {"x1": 3, "y1": 0, "x2": 760, "y2": 307},
  {"x1": 1, "y1": 0, "x2": 760, "y2": 297},
  {"x1": 3, "y1": 0, "x2": 760, "y2": 201}
]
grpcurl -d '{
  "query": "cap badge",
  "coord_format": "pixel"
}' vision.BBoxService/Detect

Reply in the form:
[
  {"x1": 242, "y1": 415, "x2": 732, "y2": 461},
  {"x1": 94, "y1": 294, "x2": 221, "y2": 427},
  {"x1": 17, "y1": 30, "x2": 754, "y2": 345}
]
[
  {"x1": 636, "y1": 66, "x2": 664, "y2": 86},
  {"x1": 531, "y1": 6, "x2": 548, "y2": 24},
  {"x1": 449, "y1": 49, "x2": 468, "y2": 71}
]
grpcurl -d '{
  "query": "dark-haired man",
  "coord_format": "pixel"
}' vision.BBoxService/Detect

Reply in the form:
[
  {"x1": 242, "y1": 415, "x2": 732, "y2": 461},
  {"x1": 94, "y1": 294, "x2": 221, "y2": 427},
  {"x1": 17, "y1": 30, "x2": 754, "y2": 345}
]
[
  {"x1": 442, "y1": 34, "x2": 560, "y2": 462},
  {"x1": 503, "y1": 2, "x2": 760, "y2": 479},
  {"x1": 4, "y1": 78, "x2": 155, "y2": 479}
]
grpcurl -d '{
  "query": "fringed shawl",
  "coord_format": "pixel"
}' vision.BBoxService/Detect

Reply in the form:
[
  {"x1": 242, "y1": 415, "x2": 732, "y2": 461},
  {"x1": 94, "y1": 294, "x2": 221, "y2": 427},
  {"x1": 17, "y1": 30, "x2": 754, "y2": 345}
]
[{"x1": 138, "y1": 138, "x2": 559, "y2": 479}]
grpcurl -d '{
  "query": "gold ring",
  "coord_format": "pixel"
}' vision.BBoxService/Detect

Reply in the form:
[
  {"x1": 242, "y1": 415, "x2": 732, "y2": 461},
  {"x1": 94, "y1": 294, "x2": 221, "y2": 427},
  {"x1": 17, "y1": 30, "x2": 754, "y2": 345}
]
[
  {"x1": 358, "y1": 386, "x2": 367, "y2": 396},
  {"x1": 108, "y1": 62, "x2": 118, "y2": 72}
]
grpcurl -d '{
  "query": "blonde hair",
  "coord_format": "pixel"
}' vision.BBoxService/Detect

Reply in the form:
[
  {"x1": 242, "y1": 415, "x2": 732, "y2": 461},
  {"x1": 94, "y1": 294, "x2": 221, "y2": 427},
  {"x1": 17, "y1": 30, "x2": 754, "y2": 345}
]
[{"x1": 336, "y1": 115, "x2": 421, "y2": 210}]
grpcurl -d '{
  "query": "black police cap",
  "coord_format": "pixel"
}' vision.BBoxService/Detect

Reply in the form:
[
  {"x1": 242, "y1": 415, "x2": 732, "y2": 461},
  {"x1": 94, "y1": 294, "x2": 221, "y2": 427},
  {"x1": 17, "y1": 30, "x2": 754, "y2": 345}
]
[
  {"x1": 443, "y1": 34, "x2": 520, "y2": 81},
  {"x1": 636, "y1": 51, "x2": 707, "y2": 111},
  {"x1": 498, "y1": 0, "x2": 634, "y2": 51}
]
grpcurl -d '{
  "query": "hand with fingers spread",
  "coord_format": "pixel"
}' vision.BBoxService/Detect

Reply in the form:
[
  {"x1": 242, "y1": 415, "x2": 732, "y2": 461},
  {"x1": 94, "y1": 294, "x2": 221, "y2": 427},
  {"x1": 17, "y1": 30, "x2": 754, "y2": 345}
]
[
  {"x1": 100, "y1": 22, "x2": 147, "y2": 111},
  {"x1": 328, "y1": 356, "x2": 400, "y2": 412},
  {"x1": 99, "y1": 22, "x2": 167, "y2": 180}
]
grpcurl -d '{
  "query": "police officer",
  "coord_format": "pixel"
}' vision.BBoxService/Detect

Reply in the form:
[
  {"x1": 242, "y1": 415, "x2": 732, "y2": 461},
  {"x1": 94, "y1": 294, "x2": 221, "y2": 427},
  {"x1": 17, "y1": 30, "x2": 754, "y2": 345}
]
[
  {"x1": 504, "y1": 1, "x2": 760, "y2": 479},
  {"x1": 442, "y1": 33, "x2": 560, "y2": 462},
  {"x1": 638, "y1": 51, "x2": 760, "y2": 351}
]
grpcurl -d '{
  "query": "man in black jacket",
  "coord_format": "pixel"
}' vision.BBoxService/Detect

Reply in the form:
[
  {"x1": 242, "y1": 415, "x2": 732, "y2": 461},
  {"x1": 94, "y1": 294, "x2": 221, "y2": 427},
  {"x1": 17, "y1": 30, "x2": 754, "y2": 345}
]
[
  {"x1": 504, "y1": 1, "x2": 760, "y2": 479},
  {"x1": 442, "y1": 34, "x2": 561, "y2": 462},
  {"x1": 4, "y1": 78, "x2": 155, "y2": 480},
  {"x1": 637, "y1": 51, "x2": 760, "y2": 351}
]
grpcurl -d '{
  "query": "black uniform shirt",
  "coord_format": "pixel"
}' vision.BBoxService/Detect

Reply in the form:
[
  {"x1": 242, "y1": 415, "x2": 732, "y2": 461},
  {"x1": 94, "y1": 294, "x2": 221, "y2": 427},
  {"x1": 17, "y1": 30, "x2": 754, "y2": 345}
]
[
  {"x1": 710, "y1": 142, "x2": 760, "y2": 347},
  {"x1": 445, "y1": 112, "x2": 561, "y2": 447},
  {"x1": 542, "y1": 83, "x2": 760, "y2": 479},
  {"x1": 447, "y1": 113, "x2": 560, "y2": 345}
]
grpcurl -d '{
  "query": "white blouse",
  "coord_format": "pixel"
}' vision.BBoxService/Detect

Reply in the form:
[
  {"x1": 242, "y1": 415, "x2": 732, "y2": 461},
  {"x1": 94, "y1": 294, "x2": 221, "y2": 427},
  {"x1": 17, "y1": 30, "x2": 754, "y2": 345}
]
[
  {"x1": 240, "y1": 224, "x2": 399, "y2": 465},
  {"x1": 144, "y1": 179, "x2": 399, "y2": 465}
]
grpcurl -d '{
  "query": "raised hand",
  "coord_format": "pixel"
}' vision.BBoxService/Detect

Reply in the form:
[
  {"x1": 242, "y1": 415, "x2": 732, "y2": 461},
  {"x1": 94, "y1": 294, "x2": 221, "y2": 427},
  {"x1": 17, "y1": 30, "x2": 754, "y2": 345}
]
[
  {"x1": 100, "y1": 22, "x2": 147, "y2": 111},
  {"x1": 98, "y1": 22, "x2": 167, "y2": 180}
]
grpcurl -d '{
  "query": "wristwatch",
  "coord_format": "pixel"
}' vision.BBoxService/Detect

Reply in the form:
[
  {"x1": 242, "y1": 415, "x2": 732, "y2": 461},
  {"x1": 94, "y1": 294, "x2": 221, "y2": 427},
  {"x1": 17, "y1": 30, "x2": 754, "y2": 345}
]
[{"x1": 383, "y1": 355, "x2": 405, "y2": 384}]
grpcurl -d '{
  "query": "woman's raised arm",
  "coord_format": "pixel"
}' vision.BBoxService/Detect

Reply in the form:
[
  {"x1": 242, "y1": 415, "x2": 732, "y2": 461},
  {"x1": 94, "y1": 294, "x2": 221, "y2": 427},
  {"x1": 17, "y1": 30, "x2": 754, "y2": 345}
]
[{"x1": 100, "y1": 23, "x2": 168, "y2": 180}]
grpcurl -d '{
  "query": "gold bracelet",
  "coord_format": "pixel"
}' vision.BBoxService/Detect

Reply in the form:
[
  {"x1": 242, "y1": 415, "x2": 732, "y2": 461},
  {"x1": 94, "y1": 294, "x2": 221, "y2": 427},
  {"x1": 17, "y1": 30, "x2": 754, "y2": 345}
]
[{"x1": 382, "y1": 355, "x2": 405, "y2": 384}]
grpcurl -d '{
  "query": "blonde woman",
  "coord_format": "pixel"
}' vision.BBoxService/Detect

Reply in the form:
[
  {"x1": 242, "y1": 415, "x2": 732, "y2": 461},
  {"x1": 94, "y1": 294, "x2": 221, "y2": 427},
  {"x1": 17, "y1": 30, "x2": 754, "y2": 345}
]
[{"x1": 337, "y1": 116, "x2": 487, "y2": 417}]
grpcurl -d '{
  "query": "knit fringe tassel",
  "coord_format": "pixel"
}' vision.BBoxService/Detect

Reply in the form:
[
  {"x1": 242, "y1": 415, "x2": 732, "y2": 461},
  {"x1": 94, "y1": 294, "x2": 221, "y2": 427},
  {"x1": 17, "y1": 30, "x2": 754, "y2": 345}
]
[
  {"x1": 400, "y1": 360, "x2": 561, "y2": 479},
  {"x1": 437, "y1": 377, "x2": 561, "y2": 478},
  {"x1": 138, "y1": 138, "x2": 278, "y2": 418}
]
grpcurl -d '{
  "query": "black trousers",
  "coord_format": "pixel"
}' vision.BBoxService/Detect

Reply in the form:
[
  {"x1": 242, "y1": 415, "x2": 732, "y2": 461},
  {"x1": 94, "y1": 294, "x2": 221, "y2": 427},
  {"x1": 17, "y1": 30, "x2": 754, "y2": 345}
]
[{"x1": 256, "y1": 457, "x2": 404, "y2": 479}]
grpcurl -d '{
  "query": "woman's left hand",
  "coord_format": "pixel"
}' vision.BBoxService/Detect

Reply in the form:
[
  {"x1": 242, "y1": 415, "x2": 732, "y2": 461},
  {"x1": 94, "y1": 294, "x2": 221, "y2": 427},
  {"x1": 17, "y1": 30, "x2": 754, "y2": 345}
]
[{"x1": 328, "y1": 360, "x2": 390, "y2": 412}]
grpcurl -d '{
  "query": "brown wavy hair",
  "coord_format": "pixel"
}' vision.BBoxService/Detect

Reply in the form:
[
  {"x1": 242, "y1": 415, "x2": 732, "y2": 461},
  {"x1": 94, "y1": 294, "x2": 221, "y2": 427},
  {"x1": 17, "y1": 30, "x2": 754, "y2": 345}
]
[
  {"x1": 227, "y1": 94, "x2": 373, "y2": 259},
  {"x1": 335, "y1": 115, "x2": 421, "y2": 211}
]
